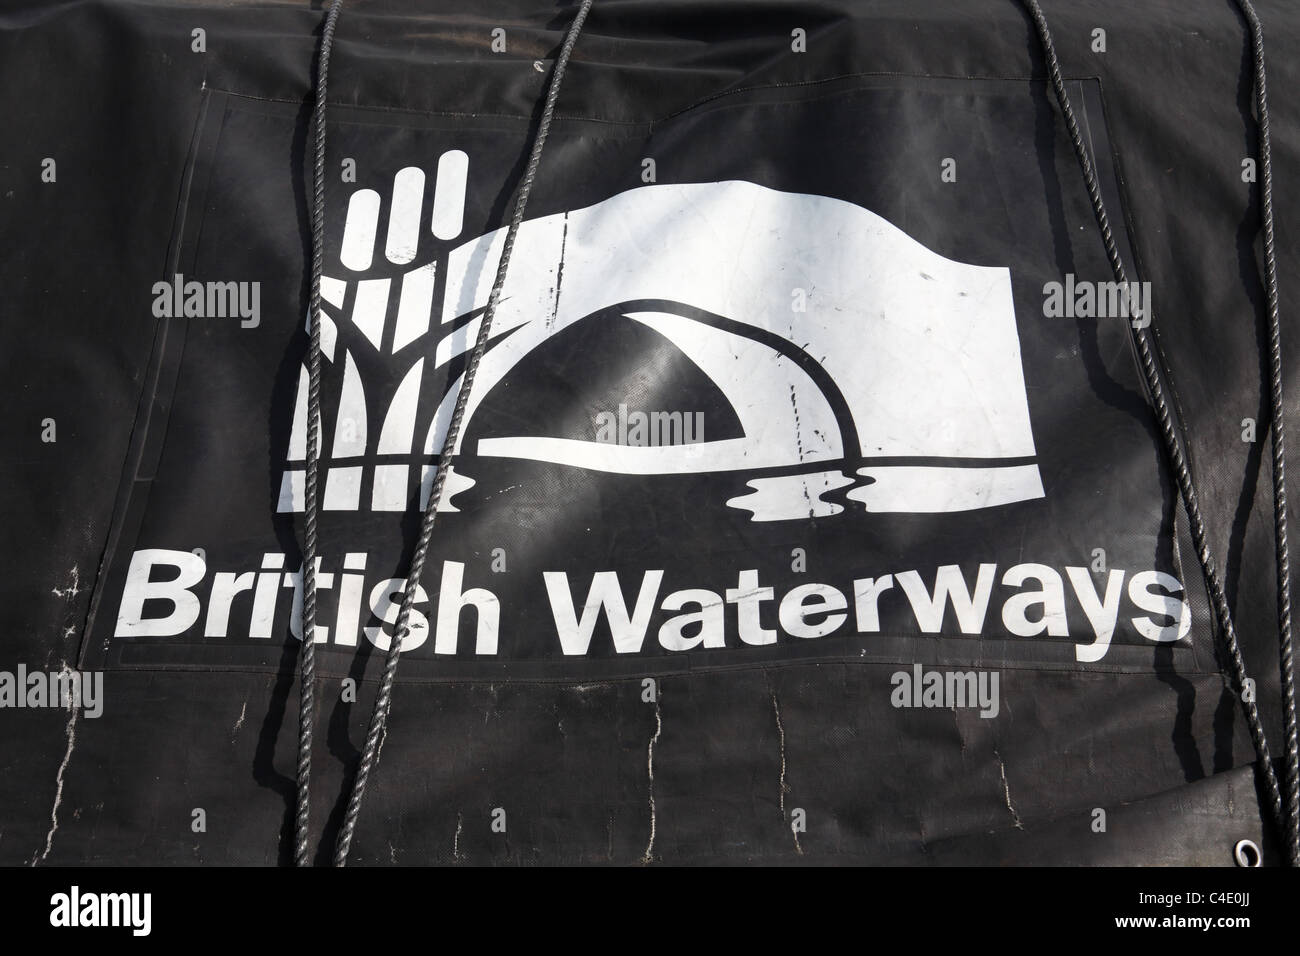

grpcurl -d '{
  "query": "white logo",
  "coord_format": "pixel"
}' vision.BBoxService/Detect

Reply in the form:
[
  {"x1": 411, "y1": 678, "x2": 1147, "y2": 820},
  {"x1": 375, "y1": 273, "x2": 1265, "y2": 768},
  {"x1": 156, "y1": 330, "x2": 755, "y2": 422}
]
[{"x1": 279, "y1": 153, "x2": 1043, "y2": 521}]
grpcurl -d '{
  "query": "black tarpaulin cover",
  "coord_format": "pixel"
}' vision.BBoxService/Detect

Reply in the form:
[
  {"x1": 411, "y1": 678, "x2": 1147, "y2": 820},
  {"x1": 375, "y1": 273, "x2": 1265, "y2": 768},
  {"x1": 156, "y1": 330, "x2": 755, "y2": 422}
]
[{"x1": 0, "y1": 0, "x2": 1296, "y2": 865}]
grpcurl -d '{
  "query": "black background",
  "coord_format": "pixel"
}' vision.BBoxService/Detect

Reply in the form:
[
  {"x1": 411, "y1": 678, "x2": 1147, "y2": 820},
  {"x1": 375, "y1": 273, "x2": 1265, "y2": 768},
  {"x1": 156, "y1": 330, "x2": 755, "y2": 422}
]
[{"x1": 0, "y1": 0, "x2": 1295, "y2": 866}]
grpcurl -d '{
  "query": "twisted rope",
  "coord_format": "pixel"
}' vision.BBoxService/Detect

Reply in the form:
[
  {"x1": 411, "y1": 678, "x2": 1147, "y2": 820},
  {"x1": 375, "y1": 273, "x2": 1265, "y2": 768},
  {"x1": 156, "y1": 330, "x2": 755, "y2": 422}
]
[
  {"x1": 1018, "y1": 0, "x2": 1290, "y2": 856},
  {"x1": 330, "y1": 0, "x2": 595, "y2": 867},
  {"x1": 296, "y1": 0, "x2": 344, "y2": 868},
  {"x1": 1235, "y1": 0, "x2": 1298, "y2": 866}
]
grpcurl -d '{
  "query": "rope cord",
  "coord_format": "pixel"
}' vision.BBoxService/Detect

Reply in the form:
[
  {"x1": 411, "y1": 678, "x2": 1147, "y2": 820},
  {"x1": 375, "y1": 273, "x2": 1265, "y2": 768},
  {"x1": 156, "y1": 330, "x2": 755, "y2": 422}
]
[
  {"x1": 1235, "y1": 0, "x2": 1298, "y2": 866},
  {"x1": 296, "y1": 0, "x2": 344, "y2": 868},
  {"x1": 328, "y1": 0, "x2": 595, "y2": 867},
  {"x1": 1018, "y1": 0, "x2": 1292, "y2": 861}
]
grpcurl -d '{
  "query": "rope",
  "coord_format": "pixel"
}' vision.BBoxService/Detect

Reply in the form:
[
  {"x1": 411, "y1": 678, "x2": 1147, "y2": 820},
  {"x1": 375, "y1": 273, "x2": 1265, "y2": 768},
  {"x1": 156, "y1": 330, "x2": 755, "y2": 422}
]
[
  {"x1": 1235, "y1": 0, "x2": 1298, "y2": 867},
  {"x1": 296, "y1": 0, "x2": 344, "y2": 868},
  {"x1": 1017, "y1": 0, "x2": 1291, "y2": 858},
  {"x1": 329, "y1": 0, "x2": 595, "y2": 867}
]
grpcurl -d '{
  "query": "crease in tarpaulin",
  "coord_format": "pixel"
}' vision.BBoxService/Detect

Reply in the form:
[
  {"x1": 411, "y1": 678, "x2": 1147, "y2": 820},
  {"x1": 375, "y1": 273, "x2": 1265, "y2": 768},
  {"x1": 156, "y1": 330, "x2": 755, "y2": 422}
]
[
  {"x1": 1018, "y1": 0, "x2": 1297, "y2": 865},
  {"x1": 291, "y1": 0, "x2": 596, "y2": 867}
]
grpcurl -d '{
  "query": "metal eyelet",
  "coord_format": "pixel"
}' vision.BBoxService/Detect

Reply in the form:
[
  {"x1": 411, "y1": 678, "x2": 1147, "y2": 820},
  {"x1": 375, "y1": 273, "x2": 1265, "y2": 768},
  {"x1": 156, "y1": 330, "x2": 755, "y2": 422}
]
[{"x1": 1233, "y1": 839, "x2": 1261, "y2": 867}]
